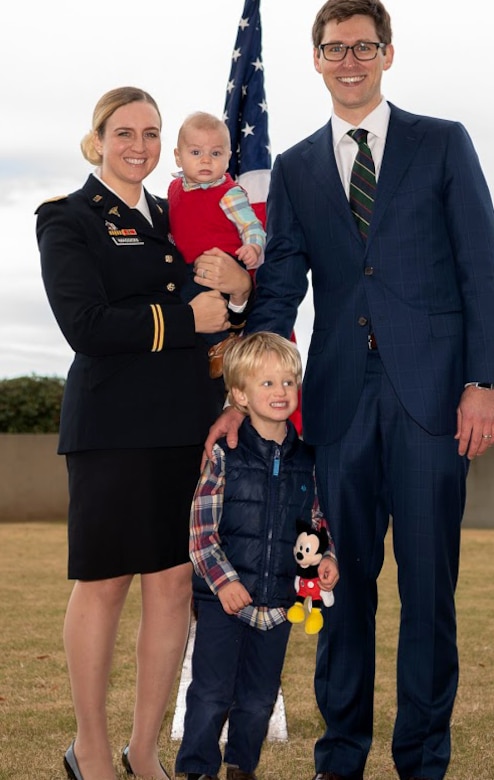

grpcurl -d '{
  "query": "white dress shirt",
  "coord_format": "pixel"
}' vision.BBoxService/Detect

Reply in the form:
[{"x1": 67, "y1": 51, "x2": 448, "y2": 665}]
[{"x1": 331, "y1": 98, "x2": 391, "y2": 196}]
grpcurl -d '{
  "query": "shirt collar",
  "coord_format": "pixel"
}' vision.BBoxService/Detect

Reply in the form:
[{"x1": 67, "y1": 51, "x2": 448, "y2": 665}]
[
  {"x1": 172, "y1": 170, "x2": 227, "y2": 191},
  {"x1": 93, "y1": 169, "x2": 152, "y2": 223},
  {"x1": 331, "y1": 98, "x2": 391, "y2": 146}
]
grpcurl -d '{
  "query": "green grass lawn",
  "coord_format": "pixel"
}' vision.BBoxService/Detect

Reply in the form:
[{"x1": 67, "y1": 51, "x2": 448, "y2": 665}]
[{"x1": 0, "y1": 522, "x2": 493, "y2": 779}]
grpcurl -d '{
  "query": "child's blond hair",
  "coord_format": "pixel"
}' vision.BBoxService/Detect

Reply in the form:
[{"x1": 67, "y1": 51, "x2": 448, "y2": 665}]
[{"x1": 223, "y1": 332, "x2": 302, "y2": 412}]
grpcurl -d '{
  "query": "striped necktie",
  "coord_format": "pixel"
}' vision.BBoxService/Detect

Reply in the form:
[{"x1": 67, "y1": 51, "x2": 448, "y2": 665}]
[{"x1": 348, "y1": 128, "x2": 376, "y2": 239}]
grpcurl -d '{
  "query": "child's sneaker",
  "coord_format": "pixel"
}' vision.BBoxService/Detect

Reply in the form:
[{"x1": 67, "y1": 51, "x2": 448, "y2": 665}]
[{"x1": 226, "y1": 767, "x2": 258, "y2": 780}]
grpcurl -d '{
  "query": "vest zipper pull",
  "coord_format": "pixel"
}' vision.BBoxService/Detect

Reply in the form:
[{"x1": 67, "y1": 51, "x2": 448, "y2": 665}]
[{"x1": 273, "y1": 447, "x2": 280, "y2": 476}]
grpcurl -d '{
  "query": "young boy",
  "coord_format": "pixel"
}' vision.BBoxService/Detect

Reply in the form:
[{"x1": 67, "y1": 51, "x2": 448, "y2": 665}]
[
  {"x1": 175, "y1": 332, "x2": 339, "y2": 780},
  {"x1": 168, "y1": 112, "x2": 266, "y2": 370}
]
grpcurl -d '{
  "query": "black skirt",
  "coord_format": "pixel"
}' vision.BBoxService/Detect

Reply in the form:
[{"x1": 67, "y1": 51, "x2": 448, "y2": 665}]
[{"x1": 66, "y1": 445, "x2": 203, "y2": 580}]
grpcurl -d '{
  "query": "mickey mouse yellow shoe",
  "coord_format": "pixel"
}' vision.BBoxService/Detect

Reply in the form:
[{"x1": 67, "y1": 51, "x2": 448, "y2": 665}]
[
  {"x1": 287, "y1": 602, "x2": 305, "y2": 623},
  {"x1": 305, "y1": 607, "x2": 324, "y2": 635}
]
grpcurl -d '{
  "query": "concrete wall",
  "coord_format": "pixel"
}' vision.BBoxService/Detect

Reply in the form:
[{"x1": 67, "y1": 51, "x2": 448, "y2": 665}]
[
  {"x1": 0, "y1": 434, "x2": 493, "y2": 526},
  {"x1": 463, "y1": 446, "x2": 494, "y2": 528},
  {"x1": 0, "y1": 434, "x2": 68, "y2": 521}
]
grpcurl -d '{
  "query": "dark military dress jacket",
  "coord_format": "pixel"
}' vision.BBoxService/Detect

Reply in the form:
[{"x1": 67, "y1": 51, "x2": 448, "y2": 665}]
[{"x1": 36, "y1": 174, "x2": 223, "y2": 453}]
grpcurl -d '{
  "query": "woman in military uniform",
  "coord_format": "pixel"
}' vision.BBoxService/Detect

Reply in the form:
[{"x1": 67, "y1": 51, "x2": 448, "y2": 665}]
[{"x1": 36, "y1": 86, "x2": 252, "y2": 780}]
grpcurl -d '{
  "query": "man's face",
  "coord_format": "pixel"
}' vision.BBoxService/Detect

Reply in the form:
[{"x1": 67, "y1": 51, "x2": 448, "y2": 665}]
[{"x1": 313, "y1": 14, "x2": 394, "y2": 123}]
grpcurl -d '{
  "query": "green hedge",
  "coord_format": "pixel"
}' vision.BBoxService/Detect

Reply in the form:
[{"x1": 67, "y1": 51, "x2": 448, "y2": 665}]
[{"x1": 0, "y1": 375, "x2": 65, "y2": 433}]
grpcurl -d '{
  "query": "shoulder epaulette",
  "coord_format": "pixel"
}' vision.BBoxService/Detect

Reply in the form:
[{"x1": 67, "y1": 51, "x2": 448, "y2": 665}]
[{"x1": 35, "y1": 195, "x2": 68, "y2": 214}]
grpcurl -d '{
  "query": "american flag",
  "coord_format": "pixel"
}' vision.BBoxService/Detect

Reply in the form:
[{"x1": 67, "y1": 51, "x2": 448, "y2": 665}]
[
  {"x1": 223, "y1": 0, "x2": 271, "y2": 227},
  {"x1": 222, "y1": 1, "x2": 303, "y2": 435}
]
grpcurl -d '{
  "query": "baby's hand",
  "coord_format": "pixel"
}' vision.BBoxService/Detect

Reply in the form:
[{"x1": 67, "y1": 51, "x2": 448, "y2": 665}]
[
  {"x1": 217, "y1": 580, "x2": 253, "y2": 615},
  {"x1": 318, "y1": 557, "x2": 339, "y2": 592},
  {"x1": 236, "y1": 243, "x2": 262, "y2": 269}
]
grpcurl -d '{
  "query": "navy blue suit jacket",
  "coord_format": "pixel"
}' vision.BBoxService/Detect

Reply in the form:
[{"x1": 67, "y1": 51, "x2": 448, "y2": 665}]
[{"x1": 247, "y1": 104, "x2": 494, "y2": 444}]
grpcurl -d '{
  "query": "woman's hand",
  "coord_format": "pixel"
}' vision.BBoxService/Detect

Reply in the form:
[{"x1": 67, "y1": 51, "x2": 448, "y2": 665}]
[
  {"x1": 193, "y1": 247, "x2": 252, "y2": 306},
  {"x1": 189, "y1": 290, "x2": 229, "y2": 334}
]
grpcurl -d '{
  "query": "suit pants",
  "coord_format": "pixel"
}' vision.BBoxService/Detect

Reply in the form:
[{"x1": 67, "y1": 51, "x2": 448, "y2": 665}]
[
  {"x1": 175, "y1": 599, "x2": 291, "y2": 776},
  {"x1": 313, "y1": 351, "x2": 467, "y2": 780}
]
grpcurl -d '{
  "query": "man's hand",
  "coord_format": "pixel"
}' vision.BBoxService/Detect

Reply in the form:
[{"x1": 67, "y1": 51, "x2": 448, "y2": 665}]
[
  {"x1": 203, "y1": 407, "x2": 244, "y2": 463},
  {"x1": 456, "y1": 385, "x2": 494, "y2": 459},
  {"x1": 217, "y1": 581, "x2": 253, "y2": 615}
]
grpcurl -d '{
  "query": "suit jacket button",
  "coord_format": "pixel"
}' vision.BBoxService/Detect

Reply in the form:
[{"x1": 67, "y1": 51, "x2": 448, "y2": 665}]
[
  {"x1": 364, "y1": 266, "x2": 374, "y2": 275},
  {"x1": 358, "y1": 316, "x2": 368, "y2": 327}
]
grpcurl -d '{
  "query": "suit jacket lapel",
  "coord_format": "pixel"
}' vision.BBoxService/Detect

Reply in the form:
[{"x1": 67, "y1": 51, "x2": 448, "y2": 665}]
[
  {"x1": 301, "y1": 121, "x2": 360, "y2": 238},
  {"x1": 367, "y1": 104, "x2": 423, "y2": 243},
  {"x1": 299, "y1": 109, "x2": 427, "y2": 249},
  {"x1": 145, "y1": 191, "x2": 169, "y2": 238}
]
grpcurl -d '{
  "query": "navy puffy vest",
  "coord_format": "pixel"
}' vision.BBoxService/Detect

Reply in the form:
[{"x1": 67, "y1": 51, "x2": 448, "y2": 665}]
[{"x1": 193, "y1": 417, "x2": 316, "y2": 608}]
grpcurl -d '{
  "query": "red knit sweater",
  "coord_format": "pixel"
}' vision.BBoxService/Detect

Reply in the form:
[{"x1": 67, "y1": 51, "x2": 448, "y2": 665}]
[{"x1": 168, "y1": 174, "x2": 242, "y2": 264}]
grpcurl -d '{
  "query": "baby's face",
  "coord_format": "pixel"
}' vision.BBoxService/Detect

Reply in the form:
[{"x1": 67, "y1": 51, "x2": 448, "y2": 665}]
[{"x1": 175, "y1": 127, "x2": 231, "y2": 186}]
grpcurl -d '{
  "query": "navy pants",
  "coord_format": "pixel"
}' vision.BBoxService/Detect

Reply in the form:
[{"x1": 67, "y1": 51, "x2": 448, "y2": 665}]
[
  {"x1": 175, "y1": 599, "x2": 291, "y2": 776},
  {"x1": 313, "y1": 351, "x2": 467, "y2": 780}
]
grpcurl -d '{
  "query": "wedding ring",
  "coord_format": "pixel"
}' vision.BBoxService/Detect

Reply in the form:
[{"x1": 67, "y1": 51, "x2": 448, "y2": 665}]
[
  {"x1": 202, "y1": 269, "x2": 207, "y2": 279},
  {"x1": 482, "y1": 434, "x2": 492, "y2": 439}
]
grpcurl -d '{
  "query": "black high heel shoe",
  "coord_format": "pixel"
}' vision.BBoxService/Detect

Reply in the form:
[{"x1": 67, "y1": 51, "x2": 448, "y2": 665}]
[
  {"x1": 64, "y1": 741, "x2": 84, "y2": 780},
  {"x1": 121, "y1": 745, "x2": 134, "y2": 776},
  {"x1": 122, "y1": 745, "x2": 170, "y2": 779}
]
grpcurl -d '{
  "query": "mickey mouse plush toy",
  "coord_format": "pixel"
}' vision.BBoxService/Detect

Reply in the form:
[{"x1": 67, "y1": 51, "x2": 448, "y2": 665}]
[{"x1": 287, "y1": 521, "x2": 335, "y2": 635}]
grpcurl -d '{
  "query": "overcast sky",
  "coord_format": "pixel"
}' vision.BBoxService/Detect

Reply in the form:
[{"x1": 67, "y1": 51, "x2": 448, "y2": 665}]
[{"x1": 1, "y1": 0, "x2": 493, "y2": 379}]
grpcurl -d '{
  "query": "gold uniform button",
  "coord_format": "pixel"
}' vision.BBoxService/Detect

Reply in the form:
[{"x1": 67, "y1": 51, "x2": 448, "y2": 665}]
[
  {"x1": 164, "y1": 254, "x2": 174, "y2": 263},
  {"x1": 166, "y1": 283, "x2": 176, "y2": 292}
]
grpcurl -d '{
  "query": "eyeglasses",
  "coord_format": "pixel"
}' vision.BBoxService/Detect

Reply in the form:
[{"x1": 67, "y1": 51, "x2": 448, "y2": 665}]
[{"x1": 319, "y1": 41, "x2": 386, "y2": 62}]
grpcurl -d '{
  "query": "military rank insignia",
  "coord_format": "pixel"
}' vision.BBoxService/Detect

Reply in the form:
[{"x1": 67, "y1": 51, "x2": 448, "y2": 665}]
[{"x1": 105, "y1": 221, "x2": 144, "y2": 246}]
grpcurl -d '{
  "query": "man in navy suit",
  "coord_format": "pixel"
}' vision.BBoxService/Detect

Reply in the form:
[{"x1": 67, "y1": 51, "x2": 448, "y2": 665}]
[{"x1": 206, "y1": 1, "x2": 494, "y2": 778}]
